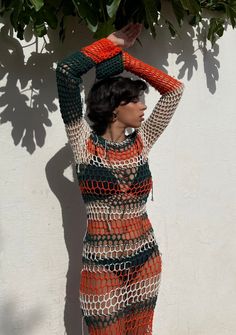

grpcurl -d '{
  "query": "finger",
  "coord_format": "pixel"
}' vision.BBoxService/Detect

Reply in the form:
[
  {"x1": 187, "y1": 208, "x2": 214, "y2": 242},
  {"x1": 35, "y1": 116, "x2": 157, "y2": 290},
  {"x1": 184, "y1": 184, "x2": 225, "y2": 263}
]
[
  {"x1": 122, "y1": 22, "x2": 140, "y2": 35},
  {"x1": 130, "y1": 24, "x2": 142, "y2": 35},
  {"x1": 133, "y1": 23, "x2": 143, "y2": 33},
  {"x1": 120, "y1": 23, "x2": 134, "y2": 33},
  {"x1": 126, "y1": 25, "x2": 141, "y2": 38},
  {"x1": 125, "y1": 24, "x2": 140, "y2": 36}
]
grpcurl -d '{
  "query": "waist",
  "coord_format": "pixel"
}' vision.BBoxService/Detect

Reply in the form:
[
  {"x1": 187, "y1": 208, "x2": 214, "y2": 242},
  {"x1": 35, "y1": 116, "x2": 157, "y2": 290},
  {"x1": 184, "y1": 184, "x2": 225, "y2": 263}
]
[
  {"x1": 85, "y1": 213, "x2": 152, "y2": 239},
  {"x1": 85, "y1": 200, "x2": 147, "y2": 221},
  {"x1": 82, "y1": 227, "x2": 158, "y2": 262}
]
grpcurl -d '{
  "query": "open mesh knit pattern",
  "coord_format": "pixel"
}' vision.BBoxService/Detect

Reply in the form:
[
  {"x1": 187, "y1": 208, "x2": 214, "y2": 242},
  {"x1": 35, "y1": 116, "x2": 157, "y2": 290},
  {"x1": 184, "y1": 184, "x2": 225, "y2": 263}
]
[{"x1": 56, "y1": 38, "x2": 184, "y2": 334}]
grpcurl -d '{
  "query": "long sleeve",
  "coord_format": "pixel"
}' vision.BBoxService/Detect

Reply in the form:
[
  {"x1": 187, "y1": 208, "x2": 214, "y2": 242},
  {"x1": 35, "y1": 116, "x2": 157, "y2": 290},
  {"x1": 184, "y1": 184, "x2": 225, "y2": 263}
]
[
  {"x1": 123, "y1": 51, "x2": 185, "y2": 153},
  {"x1": 56, "y1": 38, "x2": 123, "y2": 162}
]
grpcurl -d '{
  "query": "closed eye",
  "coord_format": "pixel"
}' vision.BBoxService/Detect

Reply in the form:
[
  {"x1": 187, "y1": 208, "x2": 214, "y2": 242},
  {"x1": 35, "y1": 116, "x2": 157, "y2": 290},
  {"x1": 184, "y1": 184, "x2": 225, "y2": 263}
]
[{"x1": 131, "y1": 97, "x2": 139, "y2": 103}]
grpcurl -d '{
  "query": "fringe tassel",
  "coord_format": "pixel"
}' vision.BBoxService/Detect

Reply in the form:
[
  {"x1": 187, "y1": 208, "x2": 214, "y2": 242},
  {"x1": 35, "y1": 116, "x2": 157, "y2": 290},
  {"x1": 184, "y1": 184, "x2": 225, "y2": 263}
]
[{"x1": 106, "y1": 220, "x2": 112, "y2": 231}]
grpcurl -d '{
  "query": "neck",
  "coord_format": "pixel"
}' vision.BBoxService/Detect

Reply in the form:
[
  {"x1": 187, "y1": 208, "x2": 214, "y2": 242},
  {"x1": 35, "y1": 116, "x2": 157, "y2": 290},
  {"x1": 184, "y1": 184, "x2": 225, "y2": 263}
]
[{"x1": 102, "y1": 124, "x2": 126, "y2": 142}]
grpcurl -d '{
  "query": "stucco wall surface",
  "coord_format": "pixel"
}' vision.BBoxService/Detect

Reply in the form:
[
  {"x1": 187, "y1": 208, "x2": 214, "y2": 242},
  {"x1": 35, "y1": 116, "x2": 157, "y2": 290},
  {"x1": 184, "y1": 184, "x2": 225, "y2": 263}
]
[{"x1": 1, "y1": 9, "x2": 236, "y2": 335}]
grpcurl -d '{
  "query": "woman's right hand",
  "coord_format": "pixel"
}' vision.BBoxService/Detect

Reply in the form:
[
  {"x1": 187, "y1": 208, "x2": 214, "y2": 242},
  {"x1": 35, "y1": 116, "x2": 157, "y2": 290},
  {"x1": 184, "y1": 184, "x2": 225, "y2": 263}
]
[{"x1": 107, "y1": 23, "x2": 142, "y2": 49}]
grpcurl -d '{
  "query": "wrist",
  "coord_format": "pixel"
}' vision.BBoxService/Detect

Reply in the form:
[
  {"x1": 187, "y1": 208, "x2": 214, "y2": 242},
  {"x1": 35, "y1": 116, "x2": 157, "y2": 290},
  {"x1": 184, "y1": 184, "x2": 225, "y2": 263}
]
[
  {"x1": 106, "y1": 35, "x2": 119, "y2": 47},
  {"x1": 81, "y1": 38, "x2": 122, "y2": 63}
]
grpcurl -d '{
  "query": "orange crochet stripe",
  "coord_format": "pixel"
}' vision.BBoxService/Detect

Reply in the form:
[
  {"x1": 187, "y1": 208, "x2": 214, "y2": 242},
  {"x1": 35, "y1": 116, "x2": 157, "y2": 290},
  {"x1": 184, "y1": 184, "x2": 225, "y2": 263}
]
[
  {"x1": 86, "y1": 136, "x2": 144, "y2": 161},
  {"x1": 123, "y1": 51, "x2": 182, "y2": 95},
  {"x1": 57, "y1": 36, "x2": 184, "y2": 335},
  {"x1": 81, "y1": 38, "x2": 122, "y2": 64},
  {"x1": 80, "y1": 269, "x2": 122, "y2": 295},
  {"x1": 80, "y1": 253, "x2": 162, "y2": 295},
  {"x1": 87, "y1": 216, "x2": 152, "y2": 238},
  {"x1": 79, "y1": 177, "x2": 152, "y2": 198}
]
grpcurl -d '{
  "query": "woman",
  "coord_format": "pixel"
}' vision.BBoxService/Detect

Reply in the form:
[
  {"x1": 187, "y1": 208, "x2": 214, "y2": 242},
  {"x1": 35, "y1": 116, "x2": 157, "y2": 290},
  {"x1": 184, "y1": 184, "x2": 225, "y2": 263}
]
[{"x1": 56, "y1": 23, "x2": 184, "y2": 335}]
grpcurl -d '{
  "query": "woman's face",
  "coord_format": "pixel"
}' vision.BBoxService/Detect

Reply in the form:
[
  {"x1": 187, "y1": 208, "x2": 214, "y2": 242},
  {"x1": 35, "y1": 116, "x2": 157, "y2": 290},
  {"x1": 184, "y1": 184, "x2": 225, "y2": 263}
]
[{"x1": 115, "y1": 95, "x2": 147, "y2": 128}]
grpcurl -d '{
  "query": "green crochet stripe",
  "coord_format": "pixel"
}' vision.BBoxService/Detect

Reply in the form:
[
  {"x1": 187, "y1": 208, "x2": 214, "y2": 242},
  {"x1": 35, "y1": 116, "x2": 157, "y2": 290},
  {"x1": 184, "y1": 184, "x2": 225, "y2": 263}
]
[
  {"x1": 56, "y1": 51, "x2": 124, "y2": 125},
  {"x1": 96, "y1": 52, "x2": 124, "y2": 80},
  {"x1": 56, "y1": 51, "x2": 95, "y2": 125}
]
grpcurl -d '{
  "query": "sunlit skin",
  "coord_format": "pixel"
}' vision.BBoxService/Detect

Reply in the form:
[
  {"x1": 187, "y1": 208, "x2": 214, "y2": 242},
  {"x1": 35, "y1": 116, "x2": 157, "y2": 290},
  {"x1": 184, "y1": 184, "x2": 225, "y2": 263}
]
[{"x1": 102, "y1": 95, "x2": 147, "y2": 142}]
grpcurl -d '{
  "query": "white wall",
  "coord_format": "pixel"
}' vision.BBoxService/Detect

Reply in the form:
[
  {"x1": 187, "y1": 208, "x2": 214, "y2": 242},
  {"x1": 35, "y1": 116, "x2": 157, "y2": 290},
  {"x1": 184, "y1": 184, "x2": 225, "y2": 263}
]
[{"x1": 1, "y1": 7, "x2": 236, "y2": 335}]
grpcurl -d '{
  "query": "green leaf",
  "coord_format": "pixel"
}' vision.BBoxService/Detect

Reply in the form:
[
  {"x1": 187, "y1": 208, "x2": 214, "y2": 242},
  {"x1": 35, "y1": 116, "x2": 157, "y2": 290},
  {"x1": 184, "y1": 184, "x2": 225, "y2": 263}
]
[
  {"x1": 19, "y1": 5, "x2": 31, "y2": 25},
  {"x1": 10, "y1": 2, "x2": 23, "y2": 28},
  {"x1": 73, "y1": 0, "x2": 98, "y2": 24},
  {"x1": 59, "y1": 17, "x2": 66, "y2": 41},
  {"x1": 165, "y1": 19, "x2": 178, "y2": 37},
  {"x1": 46, "y1": 0, "x2": 62, "y2": 7},
  {"x1": 72, "y1": 0, "x2": 98, "y2": 31},
  {"x1": 171, "y1": 0, "x2": 185, "y2": 26},
  {"x1": 93, "y1": 19, "x2": 114, "y2": 39},
  {"x1": 16, "y1": 23, "x2": 25, "y2": 39},
  {"x1": 72, "y1": 0, "x2": 89, "y2": 18},
  {"x1": 43, "y1": 7, "x2": 58, "y2": 29},
  {"x1": 86, "y1": 17, "x2": 99, "y2": 32},
  {"x1": 220, "y1": 2, "x2": 236, "y2": 28},
  {"x1": 189, "y1": 14, "x2": 201, "y2": 26},
  {"x1": 144, "y1": 0, "x2": 159, "y2": 23},
  {"x1": 143, "y1": 0, "x2": 160, "y2": 38},
  {"x1": 86, "y1": 10, "x2": 98, "y2": 26},
  {"x1": 106, "y1": 0, "x2": 122, "y2": 18},
  {"x1": 34, "y1": 22, "x2": 47, "y2": 36},
  {"x1": 180, "y1": 0, "x2": 201, "y2": 14},
  {"x1": 0, "y1": 0, "x2": 236, "y2": 47},
  {"x1": 29, "y1": 0, "x2": 44, "y2": 12},
  {"x1": 207, "y1": 17, "x2": 225, "y2": 45},
  {"x1": 62, "y1": 1, "x2": 75, "y2": 16}
]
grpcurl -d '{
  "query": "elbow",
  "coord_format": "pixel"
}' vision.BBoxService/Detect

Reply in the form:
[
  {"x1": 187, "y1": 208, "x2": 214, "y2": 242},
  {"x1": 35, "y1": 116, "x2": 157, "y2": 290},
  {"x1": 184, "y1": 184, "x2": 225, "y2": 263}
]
[
  {"x1": 180, "y1": 81, "x2": 185, "y2": 91},
  {"x1": 56, "y1": 59, "x2": 81, "y2": 85},
  {"x1": 176, "y1": 80, "x2": 185, "y2": 91},
  {"x1": 169, "y1": 81, "x2": 185, "y2": 96},
  {"x1": 180, "y1": 82, "x2": 185, "y2": 98},
  {"x1": 175, "y1": 81, "x2": 185, "y2": 97}
]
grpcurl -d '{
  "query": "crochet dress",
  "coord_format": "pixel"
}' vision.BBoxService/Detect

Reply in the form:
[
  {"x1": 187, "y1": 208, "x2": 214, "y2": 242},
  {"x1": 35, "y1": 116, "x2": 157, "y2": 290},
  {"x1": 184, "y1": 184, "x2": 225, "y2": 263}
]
[{"x1": 56, "y1": 38, "x2": 184, "y2": 335}]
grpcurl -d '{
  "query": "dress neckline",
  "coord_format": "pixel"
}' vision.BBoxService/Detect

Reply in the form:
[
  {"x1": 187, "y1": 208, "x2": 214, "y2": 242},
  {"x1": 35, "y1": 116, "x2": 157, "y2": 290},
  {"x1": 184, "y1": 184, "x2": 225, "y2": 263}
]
[{"x1": 92, "y1": 130, "x2": 137, "y2": 147}]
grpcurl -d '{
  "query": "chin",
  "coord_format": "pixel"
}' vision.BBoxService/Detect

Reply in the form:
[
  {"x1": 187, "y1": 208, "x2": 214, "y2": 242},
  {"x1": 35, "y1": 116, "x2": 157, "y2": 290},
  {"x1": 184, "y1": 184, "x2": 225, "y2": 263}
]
[{"x1": 126, "y1": 122, "x2": 141, "y2": 129}]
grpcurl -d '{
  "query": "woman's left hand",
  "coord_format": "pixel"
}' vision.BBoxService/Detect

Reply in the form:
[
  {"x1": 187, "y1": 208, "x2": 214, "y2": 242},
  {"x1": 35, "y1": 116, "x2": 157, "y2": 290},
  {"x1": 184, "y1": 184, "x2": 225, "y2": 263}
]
[{"x1": 107, "y1": 23, "x2": 142, "y2": 49}]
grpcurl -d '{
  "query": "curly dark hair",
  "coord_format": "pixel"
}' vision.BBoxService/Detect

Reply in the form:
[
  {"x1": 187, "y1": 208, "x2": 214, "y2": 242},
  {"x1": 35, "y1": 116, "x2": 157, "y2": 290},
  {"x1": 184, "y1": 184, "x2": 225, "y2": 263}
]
[{"x1": 86, "y1": 76, "x2": 148, "y2": 135}]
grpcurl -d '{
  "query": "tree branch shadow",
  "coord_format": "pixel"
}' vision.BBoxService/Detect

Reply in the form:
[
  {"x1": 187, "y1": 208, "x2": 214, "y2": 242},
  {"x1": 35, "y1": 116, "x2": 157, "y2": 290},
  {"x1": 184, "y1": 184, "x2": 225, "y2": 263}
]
[
  {"x1": 139, "y1": 1, "x2": 221, "y2": 95},
  {"x1": 0, "y1": 7, "x2": 224, "y2": 154},
  {"x1": 0, "y1": 22, "x2": 57, "y2": 154}
]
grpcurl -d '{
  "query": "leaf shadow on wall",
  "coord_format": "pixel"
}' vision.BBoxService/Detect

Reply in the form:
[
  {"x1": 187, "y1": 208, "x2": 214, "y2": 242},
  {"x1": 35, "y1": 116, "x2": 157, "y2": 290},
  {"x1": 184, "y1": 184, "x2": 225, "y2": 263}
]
[
  {"x1": 0, "y1": 9, "x2": 223, "y2": 154},
  {"x1": 0, "y1": 9, "x2": 224, "y2": 335},
  {"x1": 0, "y1": 22, "x2": 57, "y2": 154},
  {"x1": 138, "y1": 2, "x2": 221, "y2": 95},
  {"x1": 0, "y1": 17, "x2": 93, "y2": 335}
]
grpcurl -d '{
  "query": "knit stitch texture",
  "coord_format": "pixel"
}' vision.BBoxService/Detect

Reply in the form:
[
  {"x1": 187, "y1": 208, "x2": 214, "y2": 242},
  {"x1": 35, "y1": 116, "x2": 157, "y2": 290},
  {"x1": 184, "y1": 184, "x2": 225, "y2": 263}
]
[{"x1": 56, "y1": 38, "x2": 185, "y2": 334}]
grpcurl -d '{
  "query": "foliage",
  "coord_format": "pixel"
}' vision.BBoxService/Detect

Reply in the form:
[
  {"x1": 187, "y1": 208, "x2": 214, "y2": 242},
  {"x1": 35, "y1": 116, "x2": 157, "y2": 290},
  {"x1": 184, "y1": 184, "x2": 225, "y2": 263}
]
[{"x1": 0, "y1": 0, "x2": 236, "y2": 46}]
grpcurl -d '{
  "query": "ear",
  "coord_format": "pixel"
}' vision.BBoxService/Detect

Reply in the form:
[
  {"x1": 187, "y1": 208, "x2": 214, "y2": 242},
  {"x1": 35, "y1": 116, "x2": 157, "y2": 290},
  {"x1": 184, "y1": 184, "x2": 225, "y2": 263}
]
[{"x1": 112, "y1": 111, "x2": 118, "y2": 120}]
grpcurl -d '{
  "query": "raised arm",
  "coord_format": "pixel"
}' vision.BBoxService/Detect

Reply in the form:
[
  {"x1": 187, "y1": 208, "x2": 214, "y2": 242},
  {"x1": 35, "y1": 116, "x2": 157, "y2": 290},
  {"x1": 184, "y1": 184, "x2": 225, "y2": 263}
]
[
  {"x1": 56, "y1": 38, "x2": 123, "y2": 162},
  {"x1": 123, "y1": 51, "x2": 185, "y2": 153}
]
